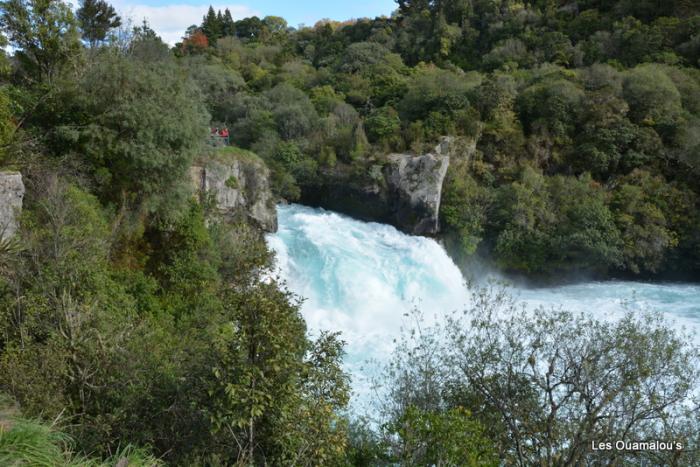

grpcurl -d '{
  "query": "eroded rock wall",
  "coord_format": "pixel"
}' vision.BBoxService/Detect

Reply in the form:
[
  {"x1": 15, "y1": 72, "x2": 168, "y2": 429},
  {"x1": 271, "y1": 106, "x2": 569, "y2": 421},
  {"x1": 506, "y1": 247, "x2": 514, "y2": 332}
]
[
  {"x1": 300, "y1": 139, "x2": 455, "y2": 236},
  {"x1": 191, "y1": 155, "x2": 277, "y2": 232},
  {"x1": 384, "y1": 152, "x2": 449, "y2": 235},
  {"x1": 0, "y1": 172, "x2": 25, "y2": 240}
]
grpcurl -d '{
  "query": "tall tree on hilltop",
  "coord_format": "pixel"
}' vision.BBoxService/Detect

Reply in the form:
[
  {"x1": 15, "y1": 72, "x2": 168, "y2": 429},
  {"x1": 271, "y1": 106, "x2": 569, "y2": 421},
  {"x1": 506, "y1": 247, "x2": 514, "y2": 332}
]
[
  {"x1": 76, "y1": 0, "x2": 121, "y2": 47},
  {"x1": 396, "y1": 0, "x2": 432, "y2": 15},
  {"x1": 221, "y1": 8, "x2": 235, "y2": 37},
  {"x1": 201, "y1": 5, "x2": 221, "y2": 43}
]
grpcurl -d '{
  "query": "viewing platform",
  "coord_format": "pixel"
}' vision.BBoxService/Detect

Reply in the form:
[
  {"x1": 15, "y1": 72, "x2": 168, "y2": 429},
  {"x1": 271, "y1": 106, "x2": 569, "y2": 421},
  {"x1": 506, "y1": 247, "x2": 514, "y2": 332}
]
[{"x1": 208, "y1": 127, "x2": 230, "y2": 147}]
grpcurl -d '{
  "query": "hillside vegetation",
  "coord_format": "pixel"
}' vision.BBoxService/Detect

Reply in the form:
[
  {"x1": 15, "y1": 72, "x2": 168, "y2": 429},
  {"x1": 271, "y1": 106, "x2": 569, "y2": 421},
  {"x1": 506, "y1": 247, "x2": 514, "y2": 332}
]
[{"x1": 181, "y1": 0, "x2": 700, "y2": 279}]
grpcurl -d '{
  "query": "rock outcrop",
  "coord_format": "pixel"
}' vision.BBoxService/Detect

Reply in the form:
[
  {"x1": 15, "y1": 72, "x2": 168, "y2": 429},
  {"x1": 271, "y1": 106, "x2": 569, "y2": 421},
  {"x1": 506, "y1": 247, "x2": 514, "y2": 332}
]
[
  {"x1": 301, "y1": 139, "x2": 452, "y2": 236},
  {"x1": 191, "y1": 152, "x2": 277, "y2": 232},
  {"x1": 299, "y1": 163, "x2": 392, "y2": 226},
  {"x1": 384, "y1": 152, "x2": 449, "y2": 235},
  {"x1": 0, "y1": 172, "x2": 25, "y2": 240}
]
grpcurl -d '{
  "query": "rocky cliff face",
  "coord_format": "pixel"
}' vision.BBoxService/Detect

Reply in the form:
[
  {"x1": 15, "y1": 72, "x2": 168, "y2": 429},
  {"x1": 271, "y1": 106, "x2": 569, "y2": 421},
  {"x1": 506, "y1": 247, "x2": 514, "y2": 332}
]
[
  {"x1": 384, "y1": 152, "x2": 449, "y2": 235},
  {"x1": 301, "y1": 139, "x2": 452, "y2": 236},
  {"x1": 0, "y1": 172, "x2": 25, "y2": 240},
  {"x1": 191, "y1": 153, "x2": 277, "y2": 232}
]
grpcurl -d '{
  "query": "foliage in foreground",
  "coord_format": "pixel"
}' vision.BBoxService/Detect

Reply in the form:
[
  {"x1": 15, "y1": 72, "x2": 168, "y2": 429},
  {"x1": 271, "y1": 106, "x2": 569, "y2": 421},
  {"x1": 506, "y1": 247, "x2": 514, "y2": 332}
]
[
  {"x1": 371, "y1": 285, "x2": 700, "y2": 466},
  {"x1": 0, "y1": 176, "x2": 350, "y2": 465}
]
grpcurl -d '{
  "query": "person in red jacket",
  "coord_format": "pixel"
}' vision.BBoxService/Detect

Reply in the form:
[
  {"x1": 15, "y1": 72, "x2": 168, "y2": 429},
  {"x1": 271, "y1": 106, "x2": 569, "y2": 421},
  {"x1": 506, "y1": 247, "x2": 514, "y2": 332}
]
[{"x1": 220, "y1": 127, "x2": 230, "y2": 145}]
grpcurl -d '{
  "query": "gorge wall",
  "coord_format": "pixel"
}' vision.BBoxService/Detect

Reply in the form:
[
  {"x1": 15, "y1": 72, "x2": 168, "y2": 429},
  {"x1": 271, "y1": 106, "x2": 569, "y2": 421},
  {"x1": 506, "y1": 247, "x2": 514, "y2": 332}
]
[
  {"x1": 191, "y1": 150, "x2": 277, "y2": 232},
  {"x1": 300, "y1": 140, "x2": 453, "y2": 236},
  {"x1": 0, "y1": 172, "x2": 24, "y2": 241}
]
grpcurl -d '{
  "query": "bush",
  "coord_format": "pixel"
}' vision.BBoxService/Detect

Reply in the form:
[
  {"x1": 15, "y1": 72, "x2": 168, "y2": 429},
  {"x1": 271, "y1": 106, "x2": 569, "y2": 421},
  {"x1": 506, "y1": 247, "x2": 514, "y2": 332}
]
[
  {"x1": 623, "y1": 64, "x2": 683, "y2": 138},
  {"x1": 56, "y1": 50, "x2": 210, "y2": 213},
  {"x1": 378, "y1": 286, "x2": 700, "y2": 466}
]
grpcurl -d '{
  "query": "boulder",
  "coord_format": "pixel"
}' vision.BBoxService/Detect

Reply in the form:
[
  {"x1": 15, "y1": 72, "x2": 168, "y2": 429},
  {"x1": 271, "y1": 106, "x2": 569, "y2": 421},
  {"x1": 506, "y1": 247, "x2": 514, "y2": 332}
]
[
  {"x1": 0, "y1": 172, "x2": 25, "y2": 240},
  {"x1": 191, "y1": 154, "x2": 277, "y2": 232}
]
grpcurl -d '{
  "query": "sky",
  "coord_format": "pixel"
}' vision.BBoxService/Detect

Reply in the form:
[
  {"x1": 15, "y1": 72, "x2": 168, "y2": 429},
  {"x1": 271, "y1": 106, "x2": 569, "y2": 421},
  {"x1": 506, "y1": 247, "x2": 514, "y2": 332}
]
[{"x1": 97, "y1": 0, "x2": 398, "y2": 45}]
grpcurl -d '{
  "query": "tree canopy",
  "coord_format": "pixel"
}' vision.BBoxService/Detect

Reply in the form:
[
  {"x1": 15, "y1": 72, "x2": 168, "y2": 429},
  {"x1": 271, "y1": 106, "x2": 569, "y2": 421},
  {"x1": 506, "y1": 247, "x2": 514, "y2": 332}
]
[{"x1": 76, "y1": 0, "x2": 121, "y2": 46}]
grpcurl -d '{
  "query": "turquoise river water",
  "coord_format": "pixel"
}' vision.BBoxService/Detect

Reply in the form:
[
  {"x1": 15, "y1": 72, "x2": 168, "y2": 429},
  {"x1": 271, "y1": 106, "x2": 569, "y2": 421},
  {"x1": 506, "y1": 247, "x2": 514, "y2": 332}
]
[{"x1": 266, "y1": 204, "x2": 700, "y2": 408}]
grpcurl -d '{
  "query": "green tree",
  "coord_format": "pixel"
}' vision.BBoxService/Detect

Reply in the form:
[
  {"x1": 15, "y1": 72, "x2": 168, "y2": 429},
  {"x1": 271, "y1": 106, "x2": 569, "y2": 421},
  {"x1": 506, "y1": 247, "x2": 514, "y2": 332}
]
[
  {"x1": 492, "y1": 167, "x2": 554, "y2": 273},
  {"x1": 56, "y1": 50, "x2": 209, "y2": 213},
  {"x1": 0, "y1": 0, "x2": 80, "y2": 83},
  {"x1": 518, "y1": 78, "x2": 584, "y2": 149},
  {"x1": 572, "y1": 70, "x2": 653, "y2": 178},
  {"x1": 610, "y1": 169, "x2": 696, "y2": 274},
  {"x1": 221, "y1": 8, "x2": 235, "y2": 37},
  {"x1": 440, "y1": 162, "x2": 492, "y2": 260},
  {"x1": 399, "y1": 65, "x2": 476, "y2": 123},
  {"x1": 206, "y1": 281, "x2": 307, "y2": 464},
  {"x1": 365, "y1": 106, "x2": 401, "y2": 146},
  {"x1": 623, "y1": 64, "x2": 684, "y2": 138},
  {"x1": 264, "y1": 83, "x2": 319, "y2": 141},
  {"x1": 201, "y1": 5, "x2": 221, "y2": 44},
  {"x1": 392, "y1": 406, "x2": 498, "y2": 467},
  {"x1": 260, "y1": 16, "x2": 288, "y2": 44},
  {"x1": 483, "y1": 39, "x2": 533, "y2": 71},
  {"x1": 183, "y1": 57, "x2": 245, "y2": 121},
  {"x1": 128, "y1": 20, "x2": 170, "y2": 62},
  {"x1": 235, "y1": 16, "x2": 263, "y2": 41},
  {"x1": 494, "y1": 169, "x2": 622, "y2": 275},
  {"x1": 146, "y1": 201, "x2": 220, "y2": 319},
  {"x1": 276, "y1": 332, "x2": 351, "y2": 465},
  {"x1": 76, "y1": 0, "x2": 121, "y2": 47},
  {"x1": 0, "y1": 86, "x2": 14, "y2": 163}
]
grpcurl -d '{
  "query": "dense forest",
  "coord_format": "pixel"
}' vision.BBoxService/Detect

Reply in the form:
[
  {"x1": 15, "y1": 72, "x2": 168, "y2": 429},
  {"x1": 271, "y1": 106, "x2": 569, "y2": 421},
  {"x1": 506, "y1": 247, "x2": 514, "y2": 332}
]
[{"x1": 0, "y1": 0, "x2": 699, "y2": 465}]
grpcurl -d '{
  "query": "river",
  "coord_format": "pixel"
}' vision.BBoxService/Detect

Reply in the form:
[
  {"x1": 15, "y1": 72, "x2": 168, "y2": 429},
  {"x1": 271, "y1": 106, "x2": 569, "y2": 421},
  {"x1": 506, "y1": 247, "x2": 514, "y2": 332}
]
[{"x1": 266, "y1": 204, "x2": 700, "y2": 409}]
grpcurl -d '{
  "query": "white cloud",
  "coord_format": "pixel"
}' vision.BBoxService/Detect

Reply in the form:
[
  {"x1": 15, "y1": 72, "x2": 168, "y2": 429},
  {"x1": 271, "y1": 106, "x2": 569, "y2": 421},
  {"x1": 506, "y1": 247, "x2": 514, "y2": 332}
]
[{"x1": 110, "y1": 2, "x2": 259, "y2": 45}]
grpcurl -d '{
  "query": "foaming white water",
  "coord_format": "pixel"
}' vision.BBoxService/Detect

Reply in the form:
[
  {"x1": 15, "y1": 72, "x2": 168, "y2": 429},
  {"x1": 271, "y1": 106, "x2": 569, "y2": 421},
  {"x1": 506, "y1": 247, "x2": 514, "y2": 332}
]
[
  {"x1": 514, "y1": 282, "x2": 700, "y2": 337},
  {"x1": 267, "y1": 204, "x2": 700, "y2": 406},
  {"x1": 266, "y1": 204, "x2": 468, "y2": 408},
  {"x1": 266, "y1": 205, "x2": 468, "y2": 371}
]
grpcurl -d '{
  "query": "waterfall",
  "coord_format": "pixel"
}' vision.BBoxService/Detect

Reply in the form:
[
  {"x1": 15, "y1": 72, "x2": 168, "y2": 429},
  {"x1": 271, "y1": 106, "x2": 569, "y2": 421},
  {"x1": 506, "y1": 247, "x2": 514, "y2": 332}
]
[{"x1": 267, "y1": 204, "x2": 700, "y2": 409}]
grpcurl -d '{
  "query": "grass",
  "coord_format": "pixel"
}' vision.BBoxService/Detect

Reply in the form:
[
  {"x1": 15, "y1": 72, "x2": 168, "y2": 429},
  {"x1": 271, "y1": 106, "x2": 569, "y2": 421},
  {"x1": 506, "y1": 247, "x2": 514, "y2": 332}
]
[
  {"x1": 0, "y1": 416, "x2": 162, "y2": 467},
  {"x1": 0, "y1": 418, "x2": 80, "y2": 466},
  {"x1": 194, "y1": 145, "x2": 265, "y2": 169},
  {"x1": 211, "y1": 145, "x2": 264, "y2": 165}
]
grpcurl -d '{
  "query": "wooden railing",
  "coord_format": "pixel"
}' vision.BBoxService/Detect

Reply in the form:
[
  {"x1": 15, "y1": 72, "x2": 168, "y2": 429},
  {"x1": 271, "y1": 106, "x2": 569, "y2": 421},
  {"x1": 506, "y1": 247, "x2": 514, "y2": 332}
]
[{"x1": 208, "y1": 134, "x2": 230, "y2": 146}]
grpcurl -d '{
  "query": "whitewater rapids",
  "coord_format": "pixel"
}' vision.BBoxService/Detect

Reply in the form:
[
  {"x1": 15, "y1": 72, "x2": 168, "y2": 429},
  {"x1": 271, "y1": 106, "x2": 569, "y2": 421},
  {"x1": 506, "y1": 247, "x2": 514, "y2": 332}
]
[{"x1": 266, "y1": 204, "x2": 700, "y2": 408}]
